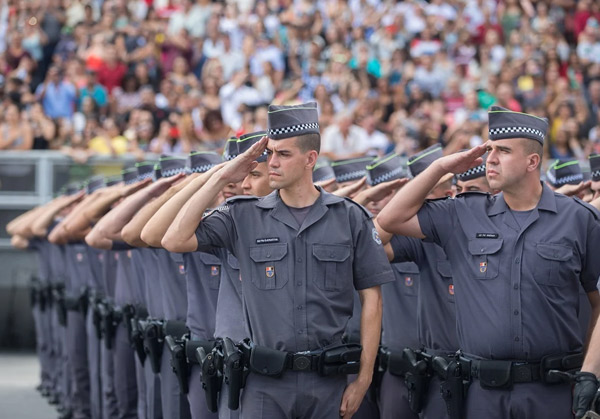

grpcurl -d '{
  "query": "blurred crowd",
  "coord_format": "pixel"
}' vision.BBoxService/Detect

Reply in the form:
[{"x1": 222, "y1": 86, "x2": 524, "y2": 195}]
[{"x1": 1, "y1": 0, "x2": 600, "y2": 167}]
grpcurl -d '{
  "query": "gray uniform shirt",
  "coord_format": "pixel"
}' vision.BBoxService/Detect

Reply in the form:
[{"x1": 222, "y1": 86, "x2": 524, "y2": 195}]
[
  {"x1": 213, "y1": 250, "x2": 247, "y2": 342},
  {"x1": 183, "y1": 251, "x2": 220, "y2": 339},
  {"x1": 417, "y1": 186, "x2": 600, "y2": 360},
  {"x1": 390, "y1": 236, "x2": 458, "y2": 352},
  {"x1": 381, "y1": 261, "x2": 421, "y2": 352},
  {"x1": 64, "y1": 242, "x2": 94, "y2": 298},
  {"x1": 155, "y1": 249, "x2": 188, "y2": 321},
  {"x1": 195, "y1": 189, "x2": 394, "y2": 352}
]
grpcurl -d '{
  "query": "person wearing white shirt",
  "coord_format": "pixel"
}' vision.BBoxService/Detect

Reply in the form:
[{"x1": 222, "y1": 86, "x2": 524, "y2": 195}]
[{"x1": 321, "y1": 110, "x2": 371, "y2": 160}]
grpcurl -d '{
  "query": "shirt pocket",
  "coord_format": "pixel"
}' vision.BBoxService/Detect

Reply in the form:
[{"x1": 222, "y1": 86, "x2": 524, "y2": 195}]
[
  {"x1": 197, "y1": 252, "x2": 223, "y2": 290},
  {"x1": 249, "y1": 244, "x2": 288, "y2": 290},
  {"x1": 312, "y1": 244, "x2": 352, "y2": 292},
  {"x1": 436, "y1": 260, "x2": 454, "y2": 303},
  {"x1": 467, "y1": 238, "x2": 503, "y2": 279},
  {"x1": 533, "y1": 243, "x2": 573, "y2": 287},
  {"x1": 392, "y1": 263, "x2": 419, "y2": 297}
]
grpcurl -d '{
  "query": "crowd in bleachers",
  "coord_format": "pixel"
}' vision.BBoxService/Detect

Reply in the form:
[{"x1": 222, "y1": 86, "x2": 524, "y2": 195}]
[{"x1": 1, "y1": 0, "x2": 600, "y2": 166}]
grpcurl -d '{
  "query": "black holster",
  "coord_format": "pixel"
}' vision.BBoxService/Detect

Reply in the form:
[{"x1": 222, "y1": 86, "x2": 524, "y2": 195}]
[
  {"x1": 130, "y1": 319, "x2": 146, "y2": 364},
  {"x1": 100, "y1": 304, "x2": 121, "y2": 350},
  {"x1": 166, "y1": 335, "x2": 190, "y2": 394},
  {"x1": 402, "y1": 348, "x2": 432, "y2": 414},
  {"x1": 432, "y1": 356, "x2": 470, "y2": 419},
  {"x1": 54, "y1": 287, "x2": 67, "y2": 326},
  {"x1": 197, "y1": 343, "x2": 223, "y2": 413},
  {"x1": 92, "y1": 301, "x2": 103, "y2": 340},
  {"x1": 223, "y1": 337, "x2": 250, "y2": 410},
  {"x1": 143, "y1": 321, "x2": 164, "y2": 374},
  {"x1": 78, "y1": 290, "x2": 89, "y2": 317}
]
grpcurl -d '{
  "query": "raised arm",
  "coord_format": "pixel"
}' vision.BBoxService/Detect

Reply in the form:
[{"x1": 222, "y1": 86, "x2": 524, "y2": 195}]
[
  {"x1": 7, "y1": 205, "x2": 48, "y2": 238},
  {"x1": 31, "y1": 191, "x2": 85, "y2": 237},
  {"x1": 377, "y1": 145, "x2": 486, "y2": 238},
  {"x1": 141, "y1": 165, "x2": 222, "y2": 247},
  {"x1": 162, "y1": 136, "x2": 268, "y2": 253},
  {"x1": 63, "y1": 180, "x2": 151, "y2": 240},
  {"x1": 86, "y1": 174, "x2": 184, "y2": 249}
]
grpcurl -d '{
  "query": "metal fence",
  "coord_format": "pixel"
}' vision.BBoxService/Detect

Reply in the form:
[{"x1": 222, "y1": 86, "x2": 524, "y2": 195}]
[{"x1": 0, "y1": 151, "x2": 140, "y2": 348}]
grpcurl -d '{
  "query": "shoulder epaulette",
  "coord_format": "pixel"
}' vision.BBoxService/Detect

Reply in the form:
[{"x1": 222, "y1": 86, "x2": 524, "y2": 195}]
[
  {"x1": 573, "y1": 197, "x2": 600, "y2": 220},
  {"x1": 342, "y1": 196, "x2": 373, "y2": 218},
  {"x1": 454, "y1": 191, "x2": 491, "y2": 199},
  {"x1": 225, "y1": 195, "x2": 260, "y2": 204}
]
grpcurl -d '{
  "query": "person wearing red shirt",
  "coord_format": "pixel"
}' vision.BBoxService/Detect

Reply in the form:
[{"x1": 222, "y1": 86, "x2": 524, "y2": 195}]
[{"x1": 97, "y1": 45, "x2": 127, "y2": 95}]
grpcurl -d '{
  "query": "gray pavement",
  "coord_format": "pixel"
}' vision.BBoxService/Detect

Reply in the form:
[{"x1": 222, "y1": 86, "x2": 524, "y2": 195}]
[{"x1": 0, "y1": 352, "x2": 57, "y2": 419}]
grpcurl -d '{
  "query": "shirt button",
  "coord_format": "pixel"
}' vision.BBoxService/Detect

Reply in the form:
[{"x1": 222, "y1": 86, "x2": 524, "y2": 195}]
[
  {"x1": 266, "y1": 253, "x2": 271, "y2": 258},
  {"x1": 513, "y1": 310, "x2": 519, "y2": 315},
  {"x1": 297, "y1": 282, "x2": 302, "y2": 286},
  {"x1": 513, "y1": 284, "x2": 518, "y2": 290},
  {"x1": 297, "y1": 258, "x2": 302, "y2": 263},
  {"x1": 297, "y1": 305, "x2": 303, "y2": 310},
  {"x1": 480, "y1": 248, "x2": 485, "y2": 252},
  {"x1": 514, "y1": 336, "x2": 520, "y2": 342},
  {"x1": 297, "y1": 330, "x2": 303, "y2": 334},
  {"x1": 515, "y1": 257, "x2": 520, "y2": 264}
]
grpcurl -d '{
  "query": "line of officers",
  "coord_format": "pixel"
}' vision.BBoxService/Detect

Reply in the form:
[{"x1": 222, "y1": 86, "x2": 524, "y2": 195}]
[{"x1": 8, "y1": 134, "x2": 600, "y2": 419}]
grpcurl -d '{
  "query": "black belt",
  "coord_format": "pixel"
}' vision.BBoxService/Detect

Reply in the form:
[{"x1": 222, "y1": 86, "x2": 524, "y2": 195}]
[{"x1": 468, "y1": 360, "x2": 541, "y2": 383}]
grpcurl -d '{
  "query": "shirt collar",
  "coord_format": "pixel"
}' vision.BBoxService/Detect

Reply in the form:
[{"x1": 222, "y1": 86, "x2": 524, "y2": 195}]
[{"x1": 487, "y1": 182, "x2": 557, "y2": 216}]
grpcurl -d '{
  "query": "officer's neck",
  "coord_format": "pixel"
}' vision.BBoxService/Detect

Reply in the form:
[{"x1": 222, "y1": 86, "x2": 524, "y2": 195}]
[
  {"x1": 279, "y1": 179, "x2": 321, "y2": 209},
  {"x1": 502, "y1": 178, "x2": 543, "y2": 211}
]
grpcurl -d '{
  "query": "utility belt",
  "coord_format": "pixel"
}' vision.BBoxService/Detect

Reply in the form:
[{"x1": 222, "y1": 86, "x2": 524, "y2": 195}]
[
  {"x1": 425, "y1": 352, "x2": 583, "y2": 419},
  {"x1": 127, "y1": 306, "x2": 149, "y2": 364},
  {"x1": 142, "y1": 319, "x2": 188, "y2": 374},
  {"x1": 459, "y1": 352, "x2": 583, "y2": 389},
  {"x1": 248, "y1": 342, "x2": 362, "y2": 378}
]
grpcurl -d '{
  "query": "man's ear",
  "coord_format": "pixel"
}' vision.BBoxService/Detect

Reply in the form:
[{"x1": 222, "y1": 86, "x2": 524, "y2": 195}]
[
  {"x1": 527, "y1": 153, "x2": 541, "y2": 173},
  {"x1": 306, "y1": 150, "x2": 318, "y2": 169}
]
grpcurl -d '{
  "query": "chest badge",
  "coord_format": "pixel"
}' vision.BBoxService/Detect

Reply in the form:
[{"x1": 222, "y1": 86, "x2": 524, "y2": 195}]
[
  {"x1": 179, "y1": 264, "x2": 186, "y2": 274},
  {"x1": 449, "y1": 284, "x2": 455, "y2": 295},
  {"x1": 480, "y1": 262, "x2": 487, "y2": 273},
  {"x1": 266, "y1": 266, "x2": 275, "y2": 278},
  {"x1": 211, "y1": 266, "x2": 220, "y2": 276},
  {"x1": 404, "y1": 276, "x2": 413, "y2": 287}
]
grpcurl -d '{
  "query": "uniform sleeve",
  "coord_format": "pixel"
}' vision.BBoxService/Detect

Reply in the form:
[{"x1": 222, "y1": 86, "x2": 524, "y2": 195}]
[
  {"x1": 581, "y1": 219, "x2": 600, "y2": 292},
  {"x1": 195, "y1": 206, "x2": 236, "y2": 254},
  {"x1": 389, "y1": 235, "x2": 425, "y2": 265},
  {"x1": 353, "y1": 218, "x2": 395, "y2": 290},
  {"x1": 111, "y1": 240, "x2": 134, "y2": 251},
  {"x1": 416, "y1": 198, "x2": 458, "y2": 247}
]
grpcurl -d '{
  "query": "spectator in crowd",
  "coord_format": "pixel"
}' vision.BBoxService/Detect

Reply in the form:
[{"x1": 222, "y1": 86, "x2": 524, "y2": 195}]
[
  {"x1": 35, "y1": 66, "x2": 77, "y2": 121},
  {"x1": 0, "y1": 102, "x2": 33, "y2": 150}
]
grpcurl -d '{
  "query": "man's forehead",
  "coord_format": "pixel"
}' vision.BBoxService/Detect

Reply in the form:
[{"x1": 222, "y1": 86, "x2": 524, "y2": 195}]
[{"x1": 267, "y1": 137, "x2": 298, "y2": 151}]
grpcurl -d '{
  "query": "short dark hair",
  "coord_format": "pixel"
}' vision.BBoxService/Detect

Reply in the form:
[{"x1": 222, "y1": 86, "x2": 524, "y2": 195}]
[
  {"x1": 522, "y1": 138, "x2": 543, "y2": 158},
  {"x1": 295, "y1": 133, "x2": 321, "y2": 154}
]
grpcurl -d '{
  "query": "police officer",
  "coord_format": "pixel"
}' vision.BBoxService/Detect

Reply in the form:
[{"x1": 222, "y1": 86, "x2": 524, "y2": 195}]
[
  {"x1": 162, "y1": 101, "x2": 394, "y2": 419},
  {"x1": 378, "y1": 106, "x2": 600, "y2": 418}
]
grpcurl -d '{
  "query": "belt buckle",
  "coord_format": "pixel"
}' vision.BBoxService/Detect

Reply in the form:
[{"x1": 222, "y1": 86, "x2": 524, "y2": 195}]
[{"x1": 293, "y1": 355, "x2": 311, "y2": 371}]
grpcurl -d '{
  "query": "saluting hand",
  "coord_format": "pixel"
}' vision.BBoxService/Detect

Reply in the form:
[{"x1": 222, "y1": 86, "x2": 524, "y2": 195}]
[
  {"x1": 144, "y1": 172, "x2": 186, "y2": 198},
  {"x1": 217, "y1": 136, "x2": 268, "y2": 184},
  {"x1": 333, "y1": 177, "x2": 367, "y2": 198},
  {"x1": 436, "y1": 143, "x2": 487, "y2": 175},
  {"x1": 353, "y1": 178, "x2": 409, "y2": 205}
]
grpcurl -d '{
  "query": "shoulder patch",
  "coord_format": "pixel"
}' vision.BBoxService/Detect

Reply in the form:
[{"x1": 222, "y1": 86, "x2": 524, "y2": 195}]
[
  {"x1": 573, "y1": 197, "x2": 600, "y2": 220},
  {"x1": 342, "y1": 196, "x2": 373, "y2": 218}
]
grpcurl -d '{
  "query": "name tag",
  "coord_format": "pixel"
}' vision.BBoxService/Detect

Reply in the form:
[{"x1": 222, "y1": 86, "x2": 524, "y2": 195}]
[
  {"x1": 476, "y1": 233, "x2": 499, "y2": 239},
  {"x1": 256, "y1": 237, "x2": 280, "y2": 244}
]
